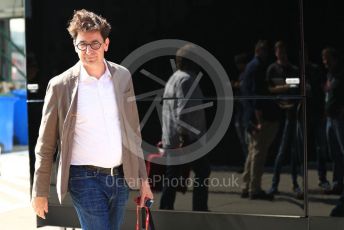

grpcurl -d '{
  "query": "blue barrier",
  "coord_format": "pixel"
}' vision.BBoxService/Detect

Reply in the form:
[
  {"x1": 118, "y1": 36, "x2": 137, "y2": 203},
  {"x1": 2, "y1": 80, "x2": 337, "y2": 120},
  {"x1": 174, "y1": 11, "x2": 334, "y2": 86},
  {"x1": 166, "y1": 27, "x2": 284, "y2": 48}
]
[
  {"x1": 0, "y1": 95, "x2": 18, "y2": 152},
  {"x1": 12, "y1": 89, "x2": 28, "y2": 145}
]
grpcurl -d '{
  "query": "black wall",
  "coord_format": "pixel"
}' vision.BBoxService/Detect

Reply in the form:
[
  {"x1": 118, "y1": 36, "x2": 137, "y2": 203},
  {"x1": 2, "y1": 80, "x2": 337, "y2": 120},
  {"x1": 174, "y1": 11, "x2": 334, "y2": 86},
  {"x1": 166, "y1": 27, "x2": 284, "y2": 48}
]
[{"x1": 26, "y1": 0, "x2": 344, "y2": 185}]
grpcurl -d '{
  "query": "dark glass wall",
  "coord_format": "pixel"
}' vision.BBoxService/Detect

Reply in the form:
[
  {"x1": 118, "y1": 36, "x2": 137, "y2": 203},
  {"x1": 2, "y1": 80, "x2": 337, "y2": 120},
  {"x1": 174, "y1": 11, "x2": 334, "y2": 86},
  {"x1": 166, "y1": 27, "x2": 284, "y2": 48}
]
[
  {"x1": 305, "y1": 0, "x2": 344, "y2": 217},
  {"x1": 26, "y1": 0, "x2": 305, "y2": 218},
  {"x1": 26, "y1": 0, "x2": 344, "y2": 227}
]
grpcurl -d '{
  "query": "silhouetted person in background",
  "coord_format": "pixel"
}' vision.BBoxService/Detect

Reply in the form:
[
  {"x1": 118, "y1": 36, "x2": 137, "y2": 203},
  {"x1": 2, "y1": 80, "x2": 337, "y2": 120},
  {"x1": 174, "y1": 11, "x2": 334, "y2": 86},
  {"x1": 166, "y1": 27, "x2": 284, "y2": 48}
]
[
  {"x1": 322, "y1": 48, "x2": 344, "y2": 199},
  {"x1": 160, "y1": 44, "x2": 210, "y2": 211},
  {"x1": 324, "y1": 47, "x2": 344, "y2": 216},
  {"x1": 266, "y1": 41, "x2": 303, "y2": 199},
  {"x1": 240, "y1": 40, "x2": 279, "y2": 200},
  {"x1": 304, "y1": 47, "x2": 330, "y2": 192},
  {"x1": 319, "y1": 48, "x2": 344, "y2": 217}
]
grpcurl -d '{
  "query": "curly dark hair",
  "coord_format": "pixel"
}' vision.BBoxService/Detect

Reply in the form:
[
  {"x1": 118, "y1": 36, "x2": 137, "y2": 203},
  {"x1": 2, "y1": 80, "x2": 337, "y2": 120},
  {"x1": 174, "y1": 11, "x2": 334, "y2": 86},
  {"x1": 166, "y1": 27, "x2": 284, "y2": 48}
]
[{"x1": 67, "y1": 9, "x2": 111, "y2": 41}]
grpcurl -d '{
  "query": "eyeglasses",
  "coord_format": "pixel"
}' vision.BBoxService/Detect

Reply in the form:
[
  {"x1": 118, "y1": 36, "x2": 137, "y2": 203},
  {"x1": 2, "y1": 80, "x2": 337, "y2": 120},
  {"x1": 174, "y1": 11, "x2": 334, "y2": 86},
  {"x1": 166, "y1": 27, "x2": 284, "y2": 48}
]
[{"x1": 75, "y1": 41, "x2": 103, "y2": 51}]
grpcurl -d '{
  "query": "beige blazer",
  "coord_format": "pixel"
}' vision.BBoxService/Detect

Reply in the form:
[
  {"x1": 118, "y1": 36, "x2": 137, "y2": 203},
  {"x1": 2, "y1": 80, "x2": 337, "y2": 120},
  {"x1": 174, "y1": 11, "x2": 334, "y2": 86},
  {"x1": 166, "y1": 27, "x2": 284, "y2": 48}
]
[{"x1": 32, "y1": 61, "x2": 148, "y2": 204}]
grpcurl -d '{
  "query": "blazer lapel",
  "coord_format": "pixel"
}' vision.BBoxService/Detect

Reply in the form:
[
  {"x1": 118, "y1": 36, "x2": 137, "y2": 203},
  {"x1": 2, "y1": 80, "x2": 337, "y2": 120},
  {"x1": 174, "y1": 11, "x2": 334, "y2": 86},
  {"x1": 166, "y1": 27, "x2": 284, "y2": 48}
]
[
  {"x1": 107, "y1": 61, "x2": 129, "y2": 149},
  {"x1": 107, "y1": 61, "x2": 123, "y2": 109},
  {"x1": 68, "y1": 62, "x2": 80, "y2": 112},
  {"x1": 63, "y1": 62, "x2": 80, "y2": 132}
]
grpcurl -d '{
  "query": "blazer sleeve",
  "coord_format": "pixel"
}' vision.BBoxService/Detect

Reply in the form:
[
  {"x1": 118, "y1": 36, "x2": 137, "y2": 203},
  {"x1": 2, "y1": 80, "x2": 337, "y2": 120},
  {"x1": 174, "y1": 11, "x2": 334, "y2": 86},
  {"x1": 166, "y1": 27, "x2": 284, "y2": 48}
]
[
  {"x1": 127, "y1": 74, "x2": 148, "y2": 181},
  {"x1": 32, "y1": 80, "x2": 59, "y2": 197}
]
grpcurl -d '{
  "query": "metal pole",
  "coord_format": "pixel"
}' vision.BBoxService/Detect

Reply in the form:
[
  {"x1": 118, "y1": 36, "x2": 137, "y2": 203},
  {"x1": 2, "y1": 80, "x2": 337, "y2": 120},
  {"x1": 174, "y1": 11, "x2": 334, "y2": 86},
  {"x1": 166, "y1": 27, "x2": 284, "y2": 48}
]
[{"x1": 299, "y1": 0, "x2": 308, "y2": 220}]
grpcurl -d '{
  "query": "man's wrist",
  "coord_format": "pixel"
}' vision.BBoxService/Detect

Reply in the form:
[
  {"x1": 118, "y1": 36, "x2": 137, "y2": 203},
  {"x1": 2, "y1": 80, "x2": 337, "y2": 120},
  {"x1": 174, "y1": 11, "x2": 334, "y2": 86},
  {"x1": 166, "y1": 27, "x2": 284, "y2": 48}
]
[{"x1": 141, "y1": 179, "x2": 150, "y2": 186}]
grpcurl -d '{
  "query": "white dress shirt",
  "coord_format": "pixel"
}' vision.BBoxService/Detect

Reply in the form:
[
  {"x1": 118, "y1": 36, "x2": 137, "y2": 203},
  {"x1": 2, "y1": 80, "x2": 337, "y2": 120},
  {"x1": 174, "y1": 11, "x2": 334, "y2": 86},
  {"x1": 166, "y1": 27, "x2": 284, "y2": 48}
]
[{"x1": 70, "y1": 61, "x2": 122, "y2": 168}]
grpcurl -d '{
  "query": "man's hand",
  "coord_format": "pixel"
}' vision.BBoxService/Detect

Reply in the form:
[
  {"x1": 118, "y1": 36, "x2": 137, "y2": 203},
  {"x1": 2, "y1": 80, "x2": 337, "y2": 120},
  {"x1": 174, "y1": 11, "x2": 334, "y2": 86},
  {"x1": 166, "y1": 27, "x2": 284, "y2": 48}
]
[
  {"x1": 251, "y1": 123, "x2": 262, "y2": 136},
  {"x1": 256, "y1": 123, "x2": 262, "y2": 131},
  {"x1": 139, "y1": 179, "x2": 154, "y2": 208},
  {"x1": 31, "y1": 196, "x2": 48, "y2": 219}
]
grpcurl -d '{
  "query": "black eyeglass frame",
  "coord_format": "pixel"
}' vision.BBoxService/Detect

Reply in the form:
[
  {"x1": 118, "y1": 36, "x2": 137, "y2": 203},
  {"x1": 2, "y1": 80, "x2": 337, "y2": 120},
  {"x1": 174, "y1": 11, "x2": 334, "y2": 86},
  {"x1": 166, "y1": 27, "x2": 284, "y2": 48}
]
[{"x1": 75, "y1": 41, "x2": 103, "y2": 51}]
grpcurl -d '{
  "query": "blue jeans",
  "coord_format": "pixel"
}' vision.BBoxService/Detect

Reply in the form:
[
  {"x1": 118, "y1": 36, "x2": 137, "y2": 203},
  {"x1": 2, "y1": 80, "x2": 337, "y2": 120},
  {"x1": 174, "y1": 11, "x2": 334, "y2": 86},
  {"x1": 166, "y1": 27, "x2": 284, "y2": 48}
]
[
  {"x1": 271, "y1": 112, "x2": 303, "y2": 189},
  {"x1": 313, "y1": 117, "x2": 329, "y2": 182},
  {"x1": 326, "y1": 117, "x2": 344, "y2": 187},
  {"x1": 68, "y1": 165, "x2": 129, "y2": 230}
]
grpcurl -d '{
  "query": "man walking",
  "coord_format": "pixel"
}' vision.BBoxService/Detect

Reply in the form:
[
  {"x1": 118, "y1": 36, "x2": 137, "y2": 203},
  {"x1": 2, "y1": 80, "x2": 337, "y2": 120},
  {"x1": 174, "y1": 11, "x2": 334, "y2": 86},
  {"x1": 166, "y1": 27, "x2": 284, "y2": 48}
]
[{"x1": 31, "y1": 9, "x2": 153, "y2": 230}]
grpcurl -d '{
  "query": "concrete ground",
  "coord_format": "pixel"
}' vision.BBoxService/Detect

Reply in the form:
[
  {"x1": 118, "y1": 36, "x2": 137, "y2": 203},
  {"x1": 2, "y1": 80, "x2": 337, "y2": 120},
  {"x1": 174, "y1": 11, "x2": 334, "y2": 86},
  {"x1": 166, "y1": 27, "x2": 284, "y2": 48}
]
[
  {"x1": 0, "y1": 147, "x2": 77, "y2": 230},
  {"x1": 0, "y1": 148, "x2": 340, "y2": 229}
]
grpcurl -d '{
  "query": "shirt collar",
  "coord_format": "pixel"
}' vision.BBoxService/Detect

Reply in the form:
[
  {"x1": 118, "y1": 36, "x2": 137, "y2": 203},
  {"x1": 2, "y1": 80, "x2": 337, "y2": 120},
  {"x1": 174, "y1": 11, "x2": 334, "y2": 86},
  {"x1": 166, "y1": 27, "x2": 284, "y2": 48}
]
[{"x1": 80, "y1": 59, "x2": 112, "y2": 82}]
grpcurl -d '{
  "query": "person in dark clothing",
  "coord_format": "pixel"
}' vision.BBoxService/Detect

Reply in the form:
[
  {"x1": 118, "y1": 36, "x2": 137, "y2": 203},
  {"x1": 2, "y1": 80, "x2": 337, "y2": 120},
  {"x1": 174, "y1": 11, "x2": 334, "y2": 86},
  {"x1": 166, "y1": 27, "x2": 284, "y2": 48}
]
[
  {"x1": 160, "y1": 44, "x2": 210, "y2": 211},
  {"x1": 304, "y1": 49, "x2": 330, "y2": 192},
  {"x1": 240, "y1": 40, "x2": 280, "y2": 200},
  {"x1": 266, "y1": 41, "x2": 304, "y2": 199},
  {"x1": 320, "y1": 48, "x2": 344, "y2": 217},
  {"x1": 321, "y1": 48, "x2": 344, "y2": 197},
  {"x1": 322, "y1": 48, "x2": 344, "y2": 196}
]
